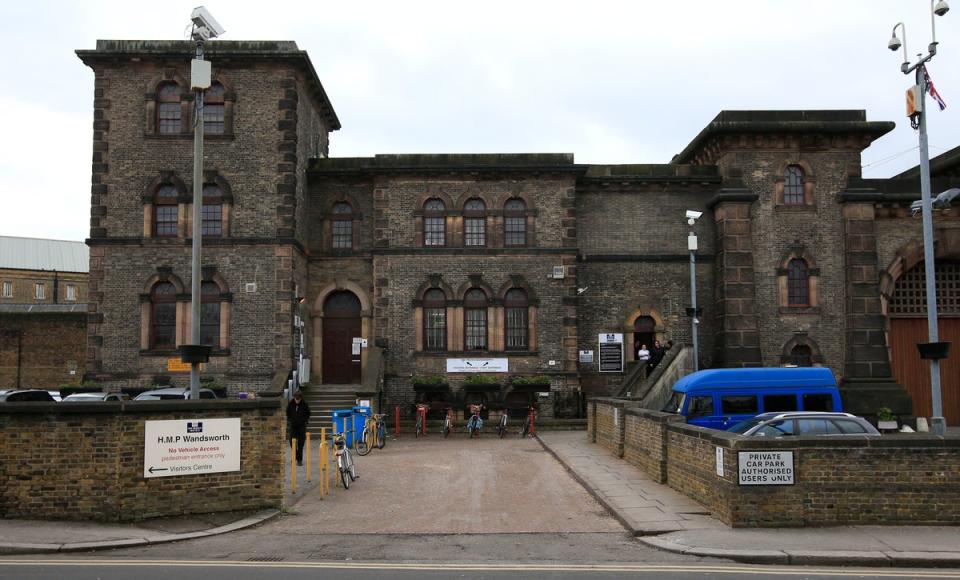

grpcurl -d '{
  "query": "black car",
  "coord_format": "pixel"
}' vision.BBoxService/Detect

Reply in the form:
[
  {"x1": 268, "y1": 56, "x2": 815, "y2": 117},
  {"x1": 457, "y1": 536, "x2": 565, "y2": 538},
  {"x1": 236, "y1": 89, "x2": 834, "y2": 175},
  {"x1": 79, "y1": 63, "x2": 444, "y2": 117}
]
[{"x1": 0, "y1": 389, "x2": 57, "y2": 402}]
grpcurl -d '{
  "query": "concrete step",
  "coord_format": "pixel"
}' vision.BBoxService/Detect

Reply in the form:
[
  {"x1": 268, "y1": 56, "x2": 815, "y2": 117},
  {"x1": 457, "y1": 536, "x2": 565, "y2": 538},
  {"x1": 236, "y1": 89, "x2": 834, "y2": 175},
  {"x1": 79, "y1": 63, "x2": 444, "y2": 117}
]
[{"x1": 296, "y1": 384, "x2": 361, "y2": 435}]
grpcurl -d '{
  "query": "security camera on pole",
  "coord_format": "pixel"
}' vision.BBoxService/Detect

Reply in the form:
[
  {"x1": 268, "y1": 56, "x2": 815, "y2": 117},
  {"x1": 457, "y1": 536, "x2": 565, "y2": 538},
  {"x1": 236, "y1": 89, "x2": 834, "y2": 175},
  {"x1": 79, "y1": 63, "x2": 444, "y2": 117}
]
[
  {"x1": 181, "y1": 6, "x2": 226, "y2": 399},
  {"x1": 685, "y1": 210, "x2": 703, "y2": 372},
  {"x1": 887, "y1": 0, "x2": 951, "y2": 434}
]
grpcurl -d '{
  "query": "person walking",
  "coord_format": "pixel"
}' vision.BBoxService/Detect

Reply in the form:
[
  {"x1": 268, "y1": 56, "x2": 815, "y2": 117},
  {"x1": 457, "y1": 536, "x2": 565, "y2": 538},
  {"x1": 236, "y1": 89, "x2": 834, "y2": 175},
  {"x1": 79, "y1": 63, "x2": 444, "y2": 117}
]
[
  {"x1": 286, "y1": 390, "x2": 311, "y2": 466},
  {"x1": 649, "y1": 340, "x2": 664, "y2": 371}
]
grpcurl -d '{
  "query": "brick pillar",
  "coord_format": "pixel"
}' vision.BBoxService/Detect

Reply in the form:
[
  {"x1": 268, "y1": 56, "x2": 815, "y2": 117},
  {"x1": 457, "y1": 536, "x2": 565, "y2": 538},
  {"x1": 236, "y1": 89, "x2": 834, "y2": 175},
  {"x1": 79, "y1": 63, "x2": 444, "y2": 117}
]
[{"x1": 712, "y1": 200, "x2": 762, "y2": 367}]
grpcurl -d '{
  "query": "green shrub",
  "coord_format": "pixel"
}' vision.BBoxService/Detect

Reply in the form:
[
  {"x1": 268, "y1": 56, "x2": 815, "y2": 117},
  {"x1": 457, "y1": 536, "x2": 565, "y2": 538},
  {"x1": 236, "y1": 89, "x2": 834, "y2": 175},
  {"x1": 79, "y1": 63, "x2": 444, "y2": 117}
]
[
  {"x1": 464, "y1": 374, "x2": 500, "y2": 385},
  {"x1": 510, "y1": 375, "x2": 551, "y2": 386},
  {"x1": 410, "y1": 375, "x2": 447, "y2": 387}
]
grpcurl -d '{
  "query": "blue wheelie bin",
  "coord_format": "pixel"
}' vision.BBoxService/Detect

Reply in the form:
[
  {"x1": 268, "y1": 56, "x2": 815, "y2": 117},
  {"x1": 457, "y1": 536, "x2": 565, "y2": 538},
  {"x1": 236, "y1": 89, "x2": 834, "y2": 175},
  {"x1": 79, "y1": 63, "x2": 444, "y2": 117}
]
[
  {"x1": 332, "y1": 409, "x2": 359, "y2": 447},
  {"x1": 352, "y1": 406, "x2": 371, "y2": 444}
]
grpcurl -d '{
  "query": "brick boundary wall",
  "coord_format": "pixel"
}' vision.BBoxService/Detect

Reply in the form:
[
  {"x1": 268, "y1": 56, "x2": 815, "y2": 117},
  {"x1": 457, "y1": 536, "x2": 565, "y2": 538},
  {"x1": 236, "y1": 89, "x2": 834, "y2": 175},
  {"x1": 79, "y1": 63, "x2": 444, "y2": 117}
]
[
  {"x1": 591, "y1": 398, "x2": 960, "y2": 527},
  {"x1": 0, "y1": 400, "x2": 284, "y2": 522}
]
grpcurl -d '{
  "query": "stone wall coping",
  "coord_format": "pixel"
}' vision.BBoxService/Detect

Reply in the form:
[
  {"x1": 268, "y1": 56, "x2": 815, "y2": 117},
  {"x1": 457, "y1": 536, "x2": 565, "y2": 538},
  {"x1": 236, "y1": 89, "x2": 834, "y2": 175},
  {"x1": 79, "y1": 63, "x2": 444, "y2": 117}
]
[
  {"x1": 0, "y1": 399, "x2": 281, "y2": 415},
  {"x1": 591, "y1": 397, "x2": 635, "y2": 408},
  {"x1": 625, "y1": 407, "x2": 684, "y2": 423}
]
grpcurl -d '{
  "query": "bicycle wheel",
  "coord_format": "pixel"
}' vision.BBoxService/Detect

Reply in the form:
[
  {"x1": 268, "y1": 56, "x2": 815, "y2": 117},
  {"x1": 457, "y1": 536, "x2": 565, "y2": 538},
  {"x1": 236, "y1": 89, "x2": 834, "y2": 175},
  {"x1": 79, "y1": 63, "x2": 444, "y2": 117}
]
[
  {"x1": 443, "y1": 419, "x2": 451, "y2": 438},
  {"x1": 339, "y1": 460, "x2": 350, "y2": 489},
  {"x1": 377, "y1": 423, "x2": 386, "y2": 449},
  {"x1": 355, "y1": 428, "x2": 372, "y2": 456},
  {"x1": 498, "y1": 416, "x2": 507, "y2": 439},
  {"x1": 347, "y1": 453, "x2": 357, "y2": 481},
  {"x1": 415, "y1": 417, "x2": 422, "y2": 438}
]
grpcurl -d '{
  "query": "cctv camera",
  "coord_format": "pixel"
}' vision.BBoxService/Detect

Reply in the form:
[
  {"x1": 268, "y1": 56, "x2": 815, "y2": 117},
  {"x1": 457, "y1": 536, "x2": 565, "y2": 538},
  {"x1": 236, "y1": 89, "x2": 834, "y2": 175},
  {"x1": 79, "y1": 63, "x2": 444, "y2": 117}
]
[
  {"x1": 685, "y1": 210, "x2": 703, "y2": 221},
  {"x1": 934, "y1": 0, "x2": 950, "y2": 17},
  {"x1": 191, "y1": 6, "x2": 225, "y2": 40},
  {"x1": 888, "y1": 35, "x2": 902, "y2": 51}
]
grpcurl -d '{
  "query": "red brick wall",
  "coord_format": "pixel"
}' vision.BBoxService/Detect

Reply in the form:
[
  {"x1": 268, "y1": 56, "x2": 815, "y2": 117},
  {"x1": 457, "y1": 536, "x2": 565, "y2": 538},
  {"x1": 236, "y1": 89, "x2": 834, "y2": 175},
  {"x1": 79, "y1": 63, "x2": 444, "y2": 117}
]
[{"x1": 0, "y1": 313, "x2": 86, "y2": 389}]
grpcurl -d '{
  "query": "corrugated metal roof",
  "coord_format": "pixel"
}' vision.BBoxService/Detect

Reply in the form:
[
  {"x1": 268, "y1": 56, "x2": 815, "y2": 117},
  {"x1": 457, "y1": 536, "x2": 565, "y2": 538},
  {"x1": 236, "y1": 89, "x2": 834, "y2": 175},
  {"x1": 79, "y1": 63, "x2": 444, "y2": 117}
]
[{"x1": 0, "y1": 236, "x2": 89, "y2": 273}]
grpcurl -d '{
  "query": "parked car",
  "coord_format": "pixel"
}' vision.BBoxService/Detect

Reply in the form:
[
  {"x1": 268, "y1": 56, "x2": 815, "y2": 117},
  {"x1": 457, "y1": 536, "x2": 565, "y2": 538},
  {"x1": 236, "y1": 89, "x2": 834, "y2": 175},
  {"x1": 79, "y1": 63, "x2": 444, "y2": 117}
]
[
  {"x1": 48, "y1": 390, "x2": 62, "y2": 402},
  {"x1": 62, "y1": 392, "x2": 130, "y2": 402},
  {"x1": 661, "y1": 367, "x2": 842, "y2": 430},
  {"x1": 134, "y1": 387, "x2": 217, "y2": 401},
  {"x1": 0, "y1": 389, "x2": 57, "y2": 402},
  {"x1": 728, "y1": 412, "x2": 881, "y2": 437}
]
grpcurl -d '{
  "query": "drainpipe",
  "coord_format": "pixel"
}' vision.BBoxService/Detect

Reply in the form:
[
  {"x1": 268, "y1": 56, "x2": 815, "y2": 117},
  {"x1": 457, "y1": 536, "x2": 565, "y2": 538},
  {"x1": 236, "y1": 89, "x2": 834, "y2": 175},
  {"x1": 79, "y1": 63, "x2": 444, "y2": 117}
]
[
  {"x1": 16, "y1": 329, "x2": 22, "y2": 389},
  {"x1": 53, "y1": 270, "x2": 59, "y2": 303}
]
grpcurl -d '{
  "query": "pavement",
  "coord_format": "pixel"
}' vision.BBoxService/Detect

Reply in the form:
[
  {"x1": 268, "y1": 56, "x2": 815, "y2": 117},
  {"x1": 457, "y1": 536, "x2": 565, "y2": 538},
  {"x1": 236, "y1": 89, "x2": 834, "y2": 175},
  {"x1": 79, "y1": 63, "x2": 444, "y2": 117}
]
[{"x1": 537, "y1": 430, "x2": 960, "y2": 568}]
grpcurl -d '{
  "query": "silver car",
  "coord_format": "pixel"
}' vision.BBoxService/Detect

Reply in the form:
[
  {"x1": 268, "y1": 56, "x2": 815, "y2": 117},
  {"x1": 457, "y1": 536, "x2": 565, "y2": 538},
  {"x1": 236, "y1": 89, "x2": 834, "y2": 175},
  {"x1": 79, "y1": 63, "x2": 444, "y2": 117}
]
[
  {"x1": 62, "y1": 392, "x2": 130, "y2": 402},
  {"x1": 729, "y1": 412, "x2": 881, "y2": 437},
  {"x1": 134, "y1": 387, "x2": 217, "y2": 401}
]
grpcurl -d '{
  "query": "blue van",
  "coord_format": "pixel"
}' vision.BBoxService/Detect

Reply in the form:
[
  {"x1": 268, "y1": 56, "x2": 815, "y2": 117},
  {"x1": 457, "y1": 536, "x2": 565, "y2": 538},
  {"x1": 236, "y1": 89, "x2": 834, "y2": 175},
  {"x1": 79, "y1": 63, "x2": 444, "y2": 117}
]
[{"x1": 661, "y1": 367, "x2": 842, "y2": 430}]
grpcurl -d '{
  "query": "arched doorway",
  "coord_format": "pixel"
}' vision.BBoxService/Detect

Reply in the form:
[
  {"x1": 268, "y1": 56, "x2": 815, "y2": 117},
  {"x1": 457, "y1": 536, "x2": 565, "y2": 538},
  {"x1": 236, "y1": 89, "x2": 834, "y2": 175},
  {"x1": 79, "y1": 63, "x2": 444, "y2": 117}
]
[
  {"x1": 889, "y1": 261, "x2": 960, "y2": 424},
  {"x1": 633, "y1": 316, "x2": 656, "y2": 361},
  {"x1": 322, "y1": 291, "x2": 361, "y2": 384}
]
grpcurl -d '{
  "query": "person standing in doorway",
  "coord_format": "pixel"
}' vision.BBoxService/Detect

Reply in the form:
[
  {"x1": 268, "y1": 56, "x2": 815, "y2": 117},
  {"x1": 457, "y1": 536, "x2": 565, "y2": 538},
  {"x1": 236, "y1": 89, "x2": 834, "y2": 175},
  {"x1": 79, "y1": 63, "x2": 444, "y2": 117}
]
[
  {"x1": 649, "y1": 340, "x2": 664, "y2": 371},
  {"x1": 287, "y1": 390, "x2": 311, "y2": 466},
  {"x1": 637, "y1": 344, "x2": 650, "y2": 365}
]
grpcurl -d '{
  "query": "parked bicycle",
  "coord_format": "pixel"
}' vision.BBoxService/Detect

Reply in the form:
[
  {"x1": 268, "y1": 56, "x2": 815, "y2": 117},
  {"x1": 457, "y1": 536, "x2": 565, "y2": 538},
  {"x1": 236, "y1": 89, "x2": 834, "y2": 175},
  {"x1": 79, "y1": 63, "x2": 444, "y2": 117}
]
[
  {"x1": 466, "y1": 403, "x2": 483, "y2": 438},
  {"x1": 443, "y1": 407, "x2": 454, "y2": 438},
  {"x1": 333, "y1": 432, "x2": 357, "y2": 489},
  {"x1": 496, "y1": 410, "x2": 508, "y2": 439},
  {"x1": 356, "y1": 413, "x2": 387, "y2": 456},
  {"x1": 415, "y1": 403, "x2": 430, "y2": 438},
  {"x1": 520, "y1": 405, "x2": 537, "y2": 438}
]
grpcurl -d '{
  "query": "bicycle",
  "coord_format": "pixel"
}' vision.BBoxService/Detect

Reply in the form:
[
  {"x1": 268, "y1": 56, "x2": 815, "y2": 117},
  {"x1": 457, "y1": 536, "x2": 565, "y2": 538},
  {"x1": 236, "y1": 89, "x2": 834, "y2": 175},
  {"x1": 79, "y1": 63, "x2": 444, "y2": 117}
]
[
  {"x1": 333, "y1": 432, "x2": 357, "y2": 489},
  {"x1": 443, "y1": 408, "x2": 453, "y2": 438},
  {"x1": 414, "y1": 403, "x2": 429, "y2": 438},
  {"x1": 356, "y1": 413, "x2": 387, "y2": 456},
  {"x1": 520, "y1": 405, "x2": 537, "y2": 438},
  {"x1": 496, "y1": 410, "x2": 508, "y2": 439},
  {"x1": 466, "y1": 404, "x2": 483, "y2": 438}
]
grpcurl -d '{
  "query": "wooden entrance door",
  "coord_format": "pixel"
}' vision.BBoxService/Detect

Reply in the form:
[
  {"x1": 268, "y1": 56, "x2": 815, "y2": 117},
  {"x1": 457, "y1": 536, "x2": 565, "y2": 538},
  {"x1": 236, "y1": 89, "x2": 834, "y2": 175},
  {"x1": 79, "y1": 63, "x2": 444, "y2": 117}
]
[
  {"x1": 322, "y1": 291, "x2": 361, "y2": 384},
  {"x1": 890, "y1": 317, "x2": 960, "y2": 425}
]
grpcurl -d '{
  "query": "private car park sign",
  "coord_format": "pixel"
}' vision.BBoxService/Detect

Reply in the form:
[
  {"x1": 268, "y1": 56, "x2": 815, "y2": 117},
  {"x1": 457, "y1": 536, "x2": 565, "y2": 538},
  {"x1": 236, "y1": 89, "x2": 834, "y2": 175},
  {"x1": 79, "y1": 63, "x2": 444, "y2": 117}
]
[
  {"x1": 738, "y1": 451, "x2": 795, "y2": 485},
  {"x1": 144, "y1": 418, "x2": 241, "y2": 478}
]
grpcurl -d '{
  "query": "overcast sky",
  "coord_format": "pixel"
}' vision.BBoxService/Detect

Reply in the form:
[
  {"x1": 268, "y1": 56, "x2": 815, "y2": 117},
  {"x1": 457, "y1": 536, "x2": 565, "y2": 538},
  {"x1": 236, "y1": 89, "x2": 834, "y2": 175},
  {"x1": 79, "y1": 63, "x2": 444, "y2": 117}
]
[{"x1": 1, "y1": 0, "x2": 957, "y2": 242}]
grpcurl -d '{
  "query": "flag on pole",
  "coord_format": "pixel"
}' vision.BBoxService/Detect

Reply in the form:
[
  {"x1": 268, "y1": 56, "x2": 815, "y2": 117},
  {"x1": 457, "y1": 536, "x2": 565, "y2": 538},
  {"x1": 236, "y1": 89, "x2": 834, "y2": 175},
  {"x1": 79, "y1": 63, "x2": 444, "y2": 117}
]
[{"x1": 922, "y1": 65, "x2": 947, "y2": 111}]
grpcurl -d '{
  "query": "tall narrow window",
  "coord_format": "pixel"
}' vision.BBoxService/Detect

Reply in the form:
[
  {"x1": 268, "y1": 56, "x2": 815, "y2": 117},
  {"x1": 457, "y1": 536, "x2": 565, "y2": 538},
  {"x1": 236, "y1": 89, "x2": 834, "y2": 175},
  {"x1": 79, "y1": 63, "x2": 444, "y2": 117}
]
[
  {"x1": 157, "y1": 82, "x2": 182, "y2": 134},
  {"x1": 464, "y1": 288, "x2": 488, "y2": 350},
  {"x1": 423, "y1": 289, "x2": 447, "y2": 351},
  {"x1": 784, "y1": 165, "x2": 805, "y2": 205},
  {"x1": 504, "y1": 198, "x2": 527, "y2": 246},
  {"x1": 151, "y1": 282, "x2": 177, "y2": 349},
  {"x1": 504, "y1": 288, "x2": 529, "y2": 351},
  {"x1": 34, "y1": 282, "x2": 45, "y2": 300},
  {"x1": 463, "y1": 198, "x2": 486, "y2": 247},
  {"x1": 424, "y1": 198, "x2": 446, "y2": 246},
  {"x1": 201, "y1": 184, "x2": 223, "y2": 237},
  {"x1": 203, "y1": 82, "x2": 225, "y2": 135},
  {"x1": 154, "y1": 184, "x2": 179, "y2": 237},
  {"x1": 332, "y1": 202, "x2": 353, "y2": 249},
  {"x1": 790, "y1": 344, "x2": 813, "y2": 367},
  {"x1": 66, "y1": 284, "x2": 77, "y2": 302},
  {"x1": 2, "y1": 281, "x2": 13, "y2": 298},
  {"x1": 787, "y1": 259, "x2": 810, "y2": 306},
  {"x1": 200, "y1": 281, "x2": 221, "y2": 348}
]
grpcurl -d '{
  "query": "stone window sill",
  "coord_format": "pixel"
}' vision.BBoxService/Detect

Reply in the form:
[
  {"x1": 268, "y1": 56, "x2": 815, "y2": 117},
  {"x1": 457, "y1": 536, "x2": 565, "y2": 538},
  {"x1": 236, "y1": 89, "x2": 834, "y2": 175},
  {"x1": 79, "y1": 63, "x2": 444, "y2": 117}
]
[
  {"x1": 415, "y1": 350, "x2": 540, "y2": 357},
  {"x1": 774, "y1": 204, "x2": 816, "y2": 212},
  {"x1": 139, "y1": 348, "x2": 232, "y2": 357},
  {"x1": 779, "y1": 306, "x2": 821, "y2": 315},
  {"x1": 144, "y1": 133, "x2": 235, "y2": 141}
]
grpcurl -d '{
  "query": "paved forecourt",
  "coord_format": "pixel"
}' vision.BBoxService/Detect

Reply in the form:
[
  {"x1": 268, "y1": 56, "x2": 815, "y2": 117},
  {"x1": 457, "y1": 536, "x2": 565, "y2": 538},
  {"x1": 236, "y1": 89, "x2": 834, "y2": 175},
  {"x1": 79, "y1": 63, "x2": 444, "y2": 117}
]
[{"x1": 284, "y1": 433, "x2": 625, "y2": 535}]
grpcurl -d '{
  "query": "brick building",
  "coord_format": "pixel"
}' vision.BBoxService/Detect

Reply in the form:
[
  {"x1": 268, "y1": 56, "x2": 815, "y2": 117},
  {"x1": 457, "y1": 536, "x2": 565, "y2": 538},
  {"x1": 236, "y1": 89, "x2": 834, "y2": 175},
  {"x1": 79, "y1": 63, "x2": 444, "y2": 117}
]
[
  {"x1": 0, "y1": 236, "x2": 89, "y2": 388},
  {"x1": 76, "y1": 40, "x2": 960, "y2": 422}
]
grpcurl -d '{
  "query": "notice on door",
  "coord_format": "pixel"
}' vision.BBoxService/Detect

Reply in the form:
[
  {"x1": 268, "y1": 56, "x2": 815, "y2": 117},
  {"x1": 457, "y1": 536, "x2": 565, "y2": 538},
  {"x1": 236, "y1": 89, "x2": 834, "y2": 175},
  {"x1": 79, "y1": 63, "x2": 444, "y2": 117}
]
[
  {"x1": 737, "y1": 451, "x2": 794, "y2": 485},
  {"x1": 144, "y1": 418, "x2": 241, "y2": 478}
]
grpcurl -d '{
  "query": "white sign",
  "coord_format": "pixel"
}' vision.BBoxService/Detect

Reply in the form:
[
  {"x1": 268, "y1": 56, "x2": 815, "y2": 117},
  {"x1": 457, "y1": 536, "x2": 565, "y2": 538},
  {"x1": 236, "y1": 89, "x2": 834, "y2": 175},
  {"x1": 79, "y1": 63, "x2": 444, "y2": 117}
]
[
  {"x1": 352, "y1": 343, "x2": 361, "y2": 356},
  {"x1": 599, "y1": 333, "x2": 623, "y2": 344},
  {"x1": 352, "y1": 337, "x2": 368, "y2": 347},
  {"x1": 144, "y1": 418, "x2": 241, "y2": 478},
  {"x1": 598, "y1": 333, "x2": 624, "y2": 373},
  {"x1": 715, "y1": 447, "x2": 724, "y2": 477},
  {"x1": 446, "y1": 358, "x2": 508, "y2": 373},
  {"x1": 579, "y1": 350, "x2": 594, "y2": 363},
  {"x1": 738, "y1": 451, "x2": 794, "y2": 486}
]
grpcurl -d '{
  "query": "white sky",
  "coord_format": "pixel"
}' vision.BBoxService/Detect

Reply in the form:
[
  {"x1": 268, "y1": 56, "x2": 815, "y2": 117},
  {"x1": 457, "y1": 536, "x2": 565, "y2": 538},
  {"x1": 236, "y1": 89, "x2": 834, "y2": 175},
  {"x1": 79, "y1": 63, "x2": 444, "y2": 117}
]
[{"x1": 1, "y1": 0, "x2": 957, "y2": 242}]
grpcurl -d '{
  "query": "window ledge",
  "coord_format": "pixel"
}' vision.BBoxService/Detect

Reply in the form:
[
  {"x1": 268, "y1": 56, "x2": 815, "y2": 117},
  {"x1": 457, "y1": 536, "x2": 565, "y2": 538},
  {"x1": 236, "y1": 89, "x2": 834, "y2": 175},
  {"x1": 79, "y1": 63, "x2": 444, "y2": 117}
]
[
  {"x1": 779, "y1": 306, "x2": 821, "y2": 315},
  {"x1": 144, "y1": 133, "x2": 235, "y2": 141},
  {"x1": 774, "y1": 204, "x2": 816, "y2": 212},
  {"x1": 139, "y1": 348, "x2": 231, "y2": 357}
]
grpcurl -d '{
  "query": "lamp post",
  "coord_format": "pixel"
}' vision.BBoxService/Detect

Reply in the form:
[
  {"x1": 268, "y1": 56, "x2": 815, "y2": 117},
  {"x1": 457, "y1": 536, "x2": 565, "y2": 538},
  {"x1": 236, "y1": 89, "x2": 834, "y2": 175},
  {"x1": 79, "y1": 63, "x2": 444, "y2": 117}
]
[
  {"x1": 185, "y1": 7, "x2": 225, "y2": 399},
  {"x1": 887, "y1": 0, "x2": 951, "y2": 434},
  {"x1": 686, "y1": 210, "x2": 703, "y2": 372}
]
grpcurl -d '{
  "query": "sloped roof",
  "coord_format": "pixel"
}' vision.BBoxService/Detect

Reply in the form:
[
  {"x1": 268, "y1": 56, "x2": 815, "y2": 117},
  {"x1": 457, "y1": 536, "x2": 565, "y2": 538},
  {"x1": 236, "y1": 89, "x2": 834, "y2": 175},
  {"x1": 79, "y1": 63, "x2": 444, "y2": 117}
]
[{"x1": 0, "y1": 236, "x2": 88, "y2": 273}]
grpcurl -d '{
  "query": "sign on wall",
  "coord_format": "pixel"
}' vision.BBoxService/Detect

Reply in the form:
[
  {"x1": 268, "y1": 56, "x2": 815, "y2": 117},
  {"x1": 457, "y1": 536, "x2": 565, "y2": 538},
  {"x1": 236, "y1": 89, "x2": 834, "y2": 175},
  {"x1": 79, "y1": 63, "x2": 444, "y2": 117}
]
[
  {"x1": 598, "y1": 333, "x2": 624, "y2": 373},
  {"x1": 446, "y1": 358, "x2": 509, "y2": 373},
  {"x1": 144, "y1": 418, "x2": 241, "y2": 478},
  {"x1": 737, "y1": 451, "x2": 794, "y2": 485},
  {"x1": 715, "y1": 447, "x2": 725, "y2": 477},
  {"x1": 579, "y1": 350, "x2": 594, "y2": 364}
]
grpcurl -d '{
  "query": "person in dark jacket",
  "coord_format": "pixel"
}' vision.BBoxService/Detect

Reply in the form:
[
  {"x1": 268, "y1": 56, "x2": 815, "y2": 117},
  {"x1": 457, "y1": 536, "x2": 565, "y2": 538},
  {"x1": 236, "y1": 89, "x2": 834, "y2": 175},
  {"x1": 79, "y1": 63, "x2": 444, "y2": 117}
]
[{"x1": 286, "y1": 391, "x2": 311, "y2": 465}]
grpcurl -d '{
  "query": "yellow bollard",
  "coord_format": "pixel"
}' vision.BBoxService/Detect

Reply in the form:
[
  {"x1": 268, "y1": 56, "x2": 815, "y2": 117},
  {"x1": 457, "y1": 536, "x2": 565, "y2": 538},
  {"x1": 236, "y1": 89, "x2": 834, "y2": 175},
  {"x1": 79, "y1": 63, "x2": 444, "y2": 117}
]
[
  {"x1": 291, "y1": 438, "x2": 297, "y2": 494},
  {"x1": 306, "y1": 432, "x2": 312, "y2": 483},
  {"x1": 318, "y1": 428, "x2": 326, "y2": 499}
]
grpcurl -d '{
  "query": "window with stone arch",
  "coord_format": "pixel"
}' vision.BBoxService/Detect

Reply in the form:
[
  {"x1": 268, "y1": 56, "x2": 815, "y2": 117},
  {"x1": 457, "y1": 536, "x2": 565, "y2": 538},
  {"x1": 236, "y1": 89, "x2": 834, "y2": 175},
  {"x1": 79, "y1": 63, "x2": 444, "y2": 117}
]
[
  {"x1": 504, "y1": 198, "x2": 527, "y2": 246},
  {"x1": 424, "y1": 198, "x2": 446, "y2": 246},
  {"x1": 157, "y1": 82, "x2": 182, "y2": 134},
  {"x1": 423, "y1": 288, "x2": 447, "y2": 351},
  {"x1": 153, "y1": 183, "x2": 179, "y2": 238},
  {"x1": 202, "y1": 183, "x2": 224, "y2": 237},
  {"x1": 463, "y1": 198, "x2": 487, "y2": 247},
  {"x1": 464, "y1": 288, "x2": 488, "y2": 350},
  {"x1": 150, "y1": 281, "x2": 177, "y2": 350},
  {"x1": 504, "y1": 288, "x2": 529, "y2": 351},
  {"x1": 200, "y1": 281, "x2": 223, "y2": 348},
  {"x1": 203, "y1": 82, "x2": 226, "y2": 135},
  {"x1": 331, "y1": 201, "x2": 354, "y2": 249},
  {"x1": 787, "y1": 258, "x2": 810, "y2": 306},
  {"x1": 784, "y1": 165, "x2": 805, "y2": 205}
]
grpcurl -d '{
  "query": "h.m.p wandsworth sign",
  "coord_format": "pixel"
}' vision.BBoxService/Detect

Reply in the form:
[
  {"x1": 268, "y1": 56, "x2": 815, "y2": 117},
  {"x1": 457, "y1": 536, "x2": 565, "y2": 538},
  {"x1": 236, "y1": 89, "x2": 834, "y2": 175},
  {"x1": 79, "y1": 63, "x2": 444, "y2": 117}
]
[{"x1": 144, "y1": 418, "x2": 241, "y2": 478}]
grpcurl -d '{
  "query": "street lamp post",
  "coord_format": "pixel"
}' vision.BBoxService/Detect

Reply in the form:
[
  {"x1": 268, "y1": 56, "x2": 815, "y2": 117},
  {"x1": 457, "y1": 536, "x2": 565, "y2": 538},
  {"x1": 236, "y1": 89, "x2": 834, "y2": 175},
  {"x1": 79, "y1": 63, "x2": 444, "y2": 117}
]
[
  {"x1": 686, "y1": 210, "x2": 703, "y2": 372},
  {"x1": 887, "y1": 0, "x2": 951, "y2": 434}
]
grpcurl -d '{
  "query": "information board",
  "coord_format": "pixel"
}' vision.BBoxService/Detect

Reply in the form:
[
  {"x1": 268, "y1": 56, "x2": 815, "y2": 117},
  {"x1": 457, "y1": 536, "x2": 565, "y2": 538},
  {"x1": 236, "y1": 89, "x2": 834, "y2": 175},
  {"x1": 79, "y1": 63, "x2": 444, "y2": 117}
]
[
  {"x1": 579, "y1": 350, "x2": 594, "y2": 364},
  {"x1": 598, "y1": 333, "x2": 624, "y2": 373},
  {"x1": 737, "y1": 451, "x2": 794, "y2": 485},
  {"x1": 144, "y1": 418, "x2": 241, "y2": 478},
  {"x1": 446, "y1": 358, "x2": 509, "y2": 373}
]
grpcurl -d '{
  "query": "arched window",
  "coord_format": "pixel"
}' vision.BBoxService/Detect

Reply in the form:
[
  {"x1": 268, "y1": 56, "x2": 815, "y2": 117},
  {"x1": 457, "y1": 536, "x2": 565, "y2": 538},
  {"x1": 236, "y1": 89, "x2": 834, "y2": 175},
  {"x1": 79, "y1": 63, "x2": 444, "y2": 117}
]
[
  {"x1": 202, "y1": 184, "x2": 223, "y2": 237},
  {"x1": 424, "y1": 198, "x2": 446, "y2": 246},
  {"x1": 203, "y1": 82, "x2": 226, "y2": 135},
  {"x1": 423, "y1": 289, "x2": 447, "y2": 351},
  {"x1": 463, "y1": 198, "x2": 486, "y2": 247},
  {"x1": 200, "y1": 281, "x2": 221, "y2": 347},
  {"x1": 790, "y1": 344, "x2": 813, "y2": 367},
  {"x1": 504, "y1": 288, "x2": 529, "y2": 351},
  {"x1": 151, "y1": 282, "x2": 177, "y2": 349},
  {"x1": 464, "y1": 288, "x2": 488, "y2": 350},
  {"x1": 504, "y1": 198, "x2": 527, "y2": 246},
  {"x1": 332, "y1": 202, "x2": 353, "y2": 249},
  {"x1": 787, "y1": 259, "x2": 810, "y2": 306},
  {"x1": 157, "y1": 82, "x2": 182, "y2": 134},
  {"x1": 784, "y1": 165, "x2": 805, "y2": 205},
  {"x1": 153, "y1": 184, "x2": 179, "y2": 237}
]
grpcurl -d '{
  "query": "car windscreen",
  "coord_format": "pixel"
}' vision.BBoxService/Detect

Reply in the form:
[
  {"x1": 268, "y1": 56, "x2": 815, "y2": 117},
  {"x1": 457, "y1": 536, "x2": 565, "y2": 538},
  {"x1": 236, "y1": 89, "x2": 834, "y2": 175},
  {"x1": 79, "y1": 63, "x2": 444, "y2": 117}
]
[
  {"x1": 661, "y1": 392, "x2": 684, "y2": 414},
  {"x1": 728, "y1": 417, "x2": 763, "y2": 434}
]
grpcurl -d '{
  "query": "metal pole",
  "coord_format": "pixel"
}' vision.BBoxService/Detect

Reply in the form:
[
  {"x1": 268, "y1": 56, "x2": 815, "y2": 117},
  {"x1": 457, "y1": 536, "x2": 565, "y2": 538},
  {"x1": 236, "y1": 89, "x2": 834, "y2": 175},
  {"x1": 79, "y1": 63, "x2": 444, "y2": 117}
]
[
  {"x1": 689, "y1": 230, "x2": 700, "y2": 372},
  {"x1": 916, "y1": 68, "x2": 946, "y2": 435},
  {"x1": 189, "y1": 39, "x2": 205, "y2": 400}
]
